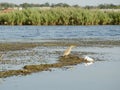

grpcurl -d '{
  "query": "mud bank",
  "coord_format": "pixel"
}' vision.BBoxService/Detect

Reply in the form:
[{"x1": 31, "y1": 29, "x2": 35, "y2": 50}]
[
  {"x1": 0, "y1": 39, "x2": 120, "y2": 51},
  {"x1": 0, "y1": 39, "x2": 119, "y2": 78},
  {"x1": 0, "y1": 55, "x2": 88, "y2": 78}
]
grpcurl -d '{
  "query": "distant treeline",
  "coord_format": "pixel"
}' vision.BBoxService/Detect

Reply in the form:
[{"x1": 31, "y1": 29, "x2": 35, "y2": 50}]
[
  {"x1": 0, "y1": 8, "x2": 119, "y2": 25},
  {"x1": 0, "y1": 2, "x2": 120, "y2": 9}
]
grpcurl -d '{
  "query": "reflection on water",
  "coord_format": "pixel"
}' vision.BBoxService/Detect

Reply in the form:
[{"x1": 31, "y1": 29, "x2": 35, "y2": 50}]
[{"x1": 84, "y1": 62, "x2": 94, "y2": 66}]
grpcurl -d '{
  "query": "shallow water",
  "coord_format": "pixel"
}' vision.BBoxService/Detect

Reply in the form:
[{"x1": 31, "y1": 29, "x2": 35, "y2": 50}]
[
  {"x1": 0, "y1": 25, "x2": 120, "y2": 90},
  {"x1": 0, "y1": 45, "x2": 120, "y2": 90},
  {"x1": 0, "y1": 61, "x2": 120, "y2": 90},
  {"x1": 1, "y1": 46, "x2": 120, "y2": 71}
]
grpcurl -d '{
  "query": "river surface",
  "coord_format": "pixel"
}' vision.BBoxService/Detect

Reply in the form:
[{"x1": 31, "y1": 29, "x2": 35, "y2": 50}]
[
  {"x1": 0, "y1": 25, "x2": 120, "y2": 42},
  {"x1": 0, "y1": 25, "x2": 120, "y2": 90}
]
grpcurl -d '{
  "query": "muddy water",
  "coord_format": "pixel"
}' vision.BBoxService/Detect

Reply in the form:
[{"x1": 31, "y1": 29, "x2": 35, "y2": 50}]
[{"x1": 0, "y1": 25, "x2": 120, "y2": 90}]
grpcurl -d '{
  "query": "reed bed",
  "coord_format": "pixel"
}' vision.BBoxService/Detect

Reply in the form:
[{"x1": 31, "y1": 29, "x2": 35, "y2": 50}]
[{"x1": 0, "y1": 7, "x2": 119, "y2": 25}]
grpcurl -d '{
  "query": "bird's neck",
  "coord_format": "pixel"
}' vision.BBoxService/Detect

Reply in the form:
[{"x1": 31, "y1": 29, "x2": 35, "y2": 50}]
[{"x1": 69, "y1": 47, "x2": 73, "y2": 50}]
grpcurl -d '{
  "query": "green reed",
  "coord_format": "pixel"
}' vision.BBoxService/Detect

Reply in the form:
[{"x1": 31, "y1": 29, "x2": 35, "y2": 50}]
[{"x1": 0, "y1": 7, "x2": 119, "y2": 25}]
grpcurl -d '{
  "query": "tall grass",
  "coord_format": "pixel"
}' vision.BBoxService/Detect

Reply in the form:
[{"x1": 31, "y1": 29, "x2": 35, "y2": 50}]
[{"x1": 0, "y1": 7, "x2": 119, "y2": 25}]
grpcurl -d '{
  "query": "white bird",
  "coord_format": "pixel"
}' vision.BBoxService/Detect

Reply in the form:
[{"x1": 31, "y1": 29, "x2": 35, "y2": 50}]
[
  {"x1": 84, "y1": 56, "x2": 94, "y2": 62},
  {"x1": 84, "y1": 56, "x2": 94, "y2": 66},
  {"x1": 63, "y1": 45, "x2": 75, "y2": 56}
]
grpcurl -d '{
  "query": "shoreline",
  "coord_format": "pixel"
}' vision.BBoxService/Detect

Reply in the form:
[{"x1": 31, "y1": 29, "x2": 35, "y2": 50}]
[{"x1": 0, "y1": 39, "x2": 120, "y2": 51}]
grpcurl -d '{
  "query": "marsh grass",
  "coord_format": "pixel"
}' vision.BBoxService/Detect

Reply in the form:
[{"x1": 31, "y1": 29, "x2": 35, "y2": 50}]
[{"x1": 0, "y1": 7, "x2": 119, "y2": 25}]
